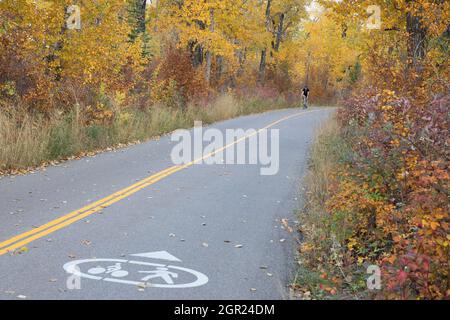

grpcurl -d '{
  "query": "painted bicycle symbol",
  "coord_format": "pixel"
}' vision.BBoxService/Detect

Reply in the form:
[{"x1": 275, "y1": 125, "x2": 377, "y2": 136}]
[{"x1": 63, "y1": 251, "x2": 208, "y2": 289}]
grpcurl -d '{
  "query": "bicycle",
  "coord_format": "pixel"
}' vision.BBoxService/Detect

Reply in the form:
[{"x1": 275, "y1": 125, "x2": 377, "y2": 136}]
[{"x1": 302, "y1": 95, "x2": 309, "y2": 109}]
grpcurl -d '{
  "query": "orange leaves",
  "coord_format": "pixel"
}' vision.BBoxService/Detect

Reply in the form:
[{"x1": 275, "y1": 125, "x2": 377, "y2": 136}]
[
  {"x1": 385, "y1": 255, "x2": 397, "y2": 265},
  {"x1": 150, "y1": 48, "x2": 209, "y2": 107},
  {"x1": 429, "y1": 221, "x2": 440, "y2": 231},
  {"x1": 319, "y1": 284, "x2": 338, "y2": 295},
  {"x1": 330, "y1": 90, "x2": 449, "y2": 299},
  {"x1": 300, "y1": 243, "x2": 314, "y2": 253},
  {"x1": 0, "y1": 0, "x2": 144, "y2": 113},
  {"x1": 85, "y1": 103, "x2": 115, "y2": 125}
]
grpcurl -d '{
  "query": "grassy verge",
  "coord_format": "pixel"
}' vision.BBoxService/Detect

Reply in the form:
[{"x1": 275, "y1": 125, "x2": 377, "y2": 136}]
[
  {"x1": 291, "y1": 115, "x2": 370, "y2": 300},
  {"x1": 0, "y1": 94, "x2": 290, "y2": 174}
]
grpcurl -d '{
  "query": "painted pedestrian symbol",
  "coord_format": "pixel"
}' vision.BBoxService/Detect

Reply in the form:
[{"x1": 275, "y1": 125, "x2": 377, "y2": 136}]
[
  {"x1": 63, "y1": 251, "x2": 208, "y2": 289},
  {"x1": 139, "y1": 267, "x2": 178, "y2": 284}
]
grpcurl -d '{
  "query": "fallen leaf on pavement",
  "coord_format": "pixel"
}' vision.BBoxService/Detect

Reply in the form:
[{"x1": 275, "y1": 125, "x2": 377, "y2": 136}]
[
  {"x1": 17, "y1": 247, "x2": 28, "y2": 254},
  {"x1": 281, "y1": 218, "x2": 294, "y2": 233}
]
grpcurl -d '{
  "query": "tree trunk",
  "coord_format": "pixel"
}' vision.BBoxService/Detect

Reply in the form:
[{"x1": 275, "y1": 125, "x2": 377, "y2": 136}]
[
  {"x1": 129, "y1": 0, "x2": 147, "y2": 40},
  {"x1": 205, "y1": 8, "x2": 215, "y2": 85},
  {"x1": 205, "y1": 54, "x2": 212, "y2": 85},
  {"x1": 236, "y1": 47, "x2": 246, "y2": 77},
  {"x1": 258, "y1": 49, "x2": 267, "y2": 83},
  {"x1": 274, "y1": 13, "x2": 285, "y2": 52},
  {"x1": 190, "y1": 19, "x2": 206, "y2": 68},
  {"x1": 406, "y1": 1, "x2": 427, "y2": 67},
  {"x1": 258, "y1": 0, "x2": 271, "y2": 83},
  {"x1": 189, "y1": 41, "x2": 203, "y2": 68},
  {"x1": 305, "y1": 51, "x2": 312, "y2": 86},
  {"x1": 137, "y1": 0, "x2": 147, "y2": 34},
  {"x1": 216, "y1": 55, "x2": 224, "y2": 83}
]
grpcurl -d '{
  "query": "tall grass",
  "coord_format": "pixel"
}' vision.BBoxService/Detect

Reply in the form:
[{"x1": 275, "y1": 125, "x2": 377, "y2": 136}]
[
  {"x1": 303, "y1": 117, "x2": 349, "y2": 210},
  {"x1": 292, "y1": 116, "x2": 365, "y2": 299},
  {"x1": 0, "y1": 112, "x2": 51, "y2": 169},
  {"x1": 0, "y1": 94, "x2": 291, "y2": 172}
]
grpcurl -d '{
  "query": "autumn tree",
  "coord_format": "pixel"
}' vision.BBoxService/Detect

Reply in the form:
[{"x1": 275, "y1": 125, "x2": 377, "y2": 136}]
[
  {"x1": 258, "y1": 0, "x2": 306, "y2": 83},
  {"x1": 0, "y1": 0, "x2": 144, "y2": 112},
  {"x1": 319, "y1": 0, "x2": 449, "y2": 97}
]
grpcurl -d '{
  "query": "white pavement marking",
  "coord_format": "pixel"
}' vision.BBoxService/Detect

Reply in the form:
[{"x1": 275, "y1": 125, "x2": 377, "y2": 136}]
[
  {"x1": 131, "y1": 251, "x2": 182, "y2": 262},
  {"x1": 63, "y1": 252, "x2": 208, "y2": 289}
]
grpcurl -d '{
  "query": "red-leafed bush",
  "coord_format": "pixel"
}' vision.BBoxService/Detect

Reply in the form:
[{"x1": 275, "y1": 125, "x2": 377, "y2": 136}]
[
  {"x1": 150, "y1": 47, "x2": 209, "y2": 108},
  {"x1": 330, "y1": 89, "x2": 449, "y2": 299}
]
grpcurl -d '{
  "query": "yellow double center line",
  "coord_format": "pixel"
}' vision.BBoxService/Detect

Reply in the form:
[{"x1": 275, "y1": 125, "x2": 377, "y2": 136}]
[{"x1": 0, "y1": 110, "x2": 320, "y2": 256}]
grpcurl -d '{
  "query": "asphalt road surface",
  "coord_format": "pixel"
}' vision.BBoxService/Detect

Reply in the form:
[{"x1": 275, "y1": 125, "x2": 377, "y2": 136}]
[{"x1": 0, "y1": 107, "x2": 334, "y2": 300}]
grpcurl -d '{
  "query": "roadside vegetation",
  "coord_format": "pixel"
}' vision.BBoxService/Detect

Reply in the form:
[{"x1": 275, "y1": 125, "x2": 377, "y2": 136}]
[
  {"x1": 0, "y1": 94, "x2": 290, "y2": 173},
  {"x1": 292, "y1": 117, "x2": 361, "y2": 300},
  {"x1": 293, "y1": 0, "x2": 449, "y2": 300}
]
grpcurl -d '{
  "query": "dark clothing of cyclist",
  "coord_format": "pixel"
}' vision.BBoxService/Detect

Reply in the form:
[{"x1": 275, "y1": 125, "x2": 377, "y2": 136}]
[
  {"x1": 301, "y1": 86, "x2": 310, "y2": 109},
  {"x1": 302, "y1": 87, "x2": 310, "y2": 99}
]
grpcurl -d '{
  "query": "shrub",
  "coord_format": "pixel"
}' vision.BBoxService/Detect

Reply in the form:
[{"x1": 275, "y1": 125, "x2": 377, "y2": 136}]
[{"x1": 329, "y1": 90, "x2": 449, "y2": 299}]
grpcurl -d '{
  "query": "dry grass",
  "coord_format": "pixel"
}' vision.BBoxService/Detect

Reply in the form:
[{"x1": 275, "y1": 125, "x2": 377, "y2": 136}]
[
  {"x1": 199, "y1": 94, "x2": 241, "y2": 122},
  {"x1": 0, "y1": 112, "x2": 51, "y2": 169},
  {"x1": 304, "y1": 118, "x2": 341, "y2": 206},
  {"x1": 0, "y1": 94, "x2": 290, "y2": 173},
  {"x1": 292, "y1": 115, "x2": 367, "y2": 300}
]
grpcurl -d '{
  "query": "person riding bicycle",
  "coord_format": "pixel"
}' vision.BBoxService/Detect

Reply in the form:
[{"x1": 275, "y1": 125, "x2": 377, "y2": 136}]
[{"x1": 301, "y1": 86, "x2": 310, "y2": 109}]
